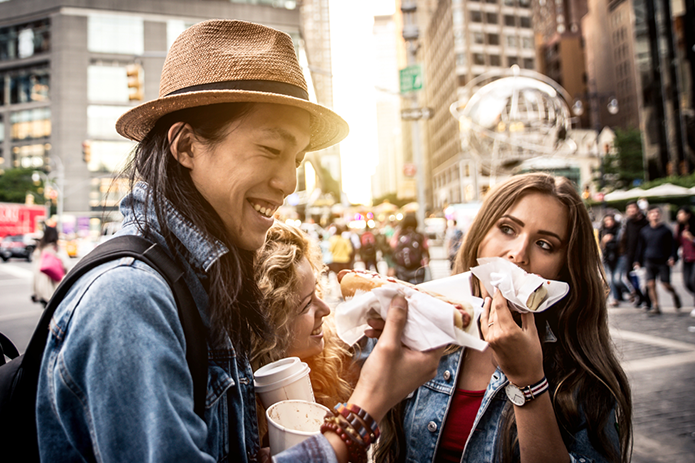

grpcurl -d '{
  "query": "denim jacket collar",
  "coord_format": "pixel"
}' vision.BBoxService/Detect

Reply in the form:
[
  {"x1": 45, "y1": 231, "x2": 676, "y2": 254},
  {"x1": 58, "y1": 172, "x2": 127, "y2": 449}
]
[{"x1": 120, "y1": 182, "x2": 229, "y2": 274}]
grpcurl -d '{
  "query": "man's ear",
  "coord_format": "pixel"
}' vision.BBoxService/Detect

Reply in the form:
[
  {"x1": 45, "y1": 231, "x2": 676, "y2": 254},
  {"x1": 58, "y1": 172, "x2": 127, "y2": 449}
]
[{"x1": 168, "y1": 122, "x2": 197, "y2": 170}]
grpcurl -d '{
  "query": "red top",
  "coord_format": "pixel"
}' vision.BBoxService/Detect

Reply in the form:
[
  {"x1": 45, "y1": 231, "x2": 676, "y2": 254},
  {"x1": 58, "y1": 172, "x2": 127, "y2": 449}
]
[{"x1": 434, "y1": 388, "x2": 486, "y2": 463}]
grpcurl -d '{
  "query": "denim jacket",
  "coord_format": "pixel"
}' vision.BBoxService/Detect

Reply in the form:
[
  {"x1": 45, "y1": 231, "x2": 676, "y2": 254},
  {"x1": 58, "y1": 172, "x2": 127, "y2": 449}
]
[
  {"x1": 397, "y1": 274, "x2": 618, "y2": 463},
  {"x1": 36, "y1": 183, "x2": 338, "y2": 463}
]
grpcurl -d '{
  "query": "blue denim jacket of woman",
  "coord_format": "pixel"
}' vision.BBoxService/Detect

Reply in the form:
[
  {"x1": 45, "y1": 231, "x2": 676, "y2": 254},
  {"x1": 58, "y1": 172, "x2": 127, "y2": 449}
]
[
  {"x1": 395, "y1": 272, "x2": 619, "y2": 463},
  {"x1": 36, "y1": 183, "x2": 339, "y2": 462}
]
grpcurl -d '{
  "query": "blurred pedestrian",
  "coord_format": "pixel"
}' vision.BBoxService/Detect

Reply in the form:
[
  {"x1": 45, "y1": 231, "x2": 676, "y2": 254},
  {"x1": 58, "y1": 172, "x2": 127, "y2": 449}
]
[
  {"x1": 599, "y1": 213, "x2": 627, "y2": 306},
  {"x1": 635, "y1": 206, "x2": 682, "y2": 315},
  {"x1": 391, "y1": 214, "x2": 429, "y2": 284},
  {"x1": 34, "y1": 20, "x2": 441, "y2": 463},
  {"x1": 359, "y1": 225, "x2": 378, "y2": 272},
  {"x1": 675, "y1": 206, "x2": 695, "y2": 308},
  {"x1": 31, "y1": 225, "x2": 67, "y2": 307},
  {"x1": 328, "y1": 225, "x2": 353, "y2": 274},
  {"x1": 622, "y1": 201, "x2": 651, "y2": 309},
  {"x1": 378, "y1": 222, "x2": 396, "y2": 276},
  {"x1": 445, "y1": 219, "x2": 464, "y2": 271}
]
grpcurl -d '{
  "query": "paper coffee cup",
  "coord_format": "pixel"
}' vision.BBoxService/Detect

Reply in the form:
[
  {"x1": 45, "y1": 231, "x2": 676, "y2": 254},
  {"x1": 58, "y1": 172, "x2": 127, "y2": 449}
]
[
  {"x1": 254, "y1": 357, "x2": 315, "y2": 409},
  {"x1": 266, "y1": 399, "x2": 331, "y2": 455}
]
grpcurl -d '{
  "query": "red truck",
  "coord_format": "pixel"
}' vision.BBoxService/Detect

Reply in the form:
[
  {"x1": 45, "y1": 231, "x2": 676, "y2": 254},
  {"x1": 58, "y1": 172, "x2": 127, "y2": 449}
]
[{"x1": 0, "y1": 203, "x2": 48, "y2": 238}]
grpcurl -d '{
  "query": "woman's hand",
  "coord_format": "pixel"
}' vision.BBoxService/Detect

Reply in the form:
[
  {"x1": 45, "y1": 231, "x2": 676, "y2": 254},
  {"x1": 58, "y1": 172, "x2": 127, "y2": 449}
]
[
  {"x1": 479, "y1": 291, "x2": 544, "y2": 387},
  {"x1": 348, "y1": 294, "x2": 445, "y2": 423}
]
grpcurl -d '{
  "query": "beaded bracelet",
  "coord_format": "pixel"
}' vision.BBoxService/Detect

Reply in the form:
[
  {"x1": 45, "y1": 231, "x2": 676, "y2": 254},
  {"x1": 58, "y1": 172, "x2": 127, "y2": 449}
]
[
  {"x1": 342, "y1": 403, "x2": 380, "y2": 438},
  {"x1": 334, "y1": 404, "x2": 376, "y2": 444},
  {"x1": 320, "y1": 415, "x2": 368, "y2": 463}
]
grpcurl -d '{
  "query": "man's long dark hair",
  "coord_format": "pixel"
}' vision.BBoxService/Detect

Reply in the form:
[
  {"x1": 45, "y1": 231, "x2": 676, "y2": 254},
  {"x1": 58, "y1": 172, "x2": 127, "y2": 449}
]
[{"x1": 123, "y1": 103, "x2": 271, "y2": 355}]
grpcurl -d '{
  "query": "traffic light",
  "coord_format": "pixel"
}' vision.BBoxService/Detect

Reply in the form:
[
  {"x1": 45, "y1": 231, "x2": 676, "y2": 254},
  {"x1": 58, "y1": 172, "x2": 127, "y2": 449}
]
[
  {"x1": 126, "y1": 63, "x2": 144, "y2": 101},
  {"x1": 82, "y1": 140, "x2": 92, "y2": 164}
]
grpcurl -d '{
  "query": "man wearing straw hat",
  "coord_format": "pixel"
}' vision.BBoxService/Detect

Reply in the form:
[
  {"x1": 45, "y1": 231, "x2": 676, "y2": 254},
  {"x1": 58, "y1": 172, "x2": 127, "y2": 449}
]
[{"x1": 35, "y1": 20, "x2": 443, "y2": 463}]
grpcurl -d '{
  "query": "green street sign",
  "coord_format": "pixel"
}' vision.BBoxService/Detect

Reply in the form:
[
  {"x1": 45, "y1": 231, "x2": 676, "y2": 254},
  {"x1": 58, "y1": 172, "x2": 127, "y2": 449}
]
[{"x1": 400, "y1": 65, "x2": 423, "y2": 93}]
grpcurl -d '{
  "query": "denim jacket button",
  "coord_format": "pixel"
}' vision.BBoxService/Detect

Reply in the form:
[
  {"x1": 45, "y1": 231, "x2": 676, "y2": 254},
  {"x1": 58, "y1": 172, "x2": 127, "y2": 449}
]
[
  {"x1": 443, "y1": 370, "x2": 451, "y2": 381},
  {"x1": 427, "y1": 421, "x2": 438, "y2": 432}
]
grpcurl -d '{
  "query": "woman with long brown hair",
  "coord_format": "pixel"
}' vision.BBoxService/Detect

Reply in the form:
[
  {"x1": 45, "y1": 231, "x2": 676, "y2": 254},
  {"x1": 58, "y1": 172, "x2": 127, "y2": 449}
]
[{"x1": 374, "y1": 172, "x2": 632, "y2": 463}]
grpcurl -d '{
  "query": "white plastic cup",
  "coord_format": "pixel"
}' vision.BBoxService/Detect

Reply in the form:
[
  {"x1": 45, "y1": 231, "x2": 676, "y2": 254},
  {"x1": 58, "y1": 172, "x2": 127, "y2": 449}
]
[
  {"x1": 266, "y1": 399, "x2": 331, "y2": 455},
  {"x1": 254, "y1": 357, "x2": 315, "y2": 409}
]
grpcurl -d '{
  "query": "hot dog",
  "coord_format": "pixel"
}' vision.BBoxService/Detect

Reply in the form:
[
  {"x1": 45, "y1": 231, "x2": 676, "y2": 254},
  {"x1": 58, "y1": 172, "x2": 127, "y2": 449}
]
[
  {"x1": 337, "y1": 269, "x2": 474, "y2": 331},
  {"x1": 526, "y1": 284, "x2": 548, "y2": 311}
]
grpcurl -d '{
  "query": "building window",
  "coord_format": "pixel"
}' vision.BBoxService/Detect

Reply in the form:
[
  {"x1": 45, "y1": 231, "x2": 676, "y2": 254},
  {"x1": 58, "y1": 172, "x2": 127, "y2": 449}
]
[
  {"x1": 0, "y1": 76, "x2": 4, "y2": 106},
  {"x1": 485, "y1": 0, "x2": 498, "y2": 3},
  {"x1": 486, "y1": 13, "x2": 498, "y2": 24},
  {"x1": 456, "y1": 53, "x2": 467, "y2": 67},
  {"x1": 487, "y1": 33, "x2": 500, "y2": 45},
  {"x1": 523, "y1": 58, "x2": 534, "y2": 69},
  {"x1": 520, "y1": 17, "x2": 532, "y2": 28},
  {"x1": 87, "y1": 140, "x2": 136, "y2": 173},
  {"x1": 490, "y1": 55, "x2": 501, "y2": 66},
  {"x1": 0, "y1": 19, "x2": 50, "y2": 62},
  {"x1": 87, "y1": 105, "x2": 131, "y2": 139},
  {"x1": 504, "y1": 15, "x2": 516, "y2": 27},
  {"x1": 473, "y1": 53, "x2": 486, "y2": 65},
  {"x1": 518, "y1": 0, "x2": 531, "y2": 7},
  {"x1": 88, "y1": 15, "x2": 144, "y2": 55},
  {"x1": 88, "y1": 65, "x2": 131, "y2": 103},
  {"x1": 11, "y1": 143, "x2": 50, "y2": 169},
  {"x1": 507, "y1": 35, "x2": 518, "y2": 47},
  {"x1": 10, "y1": 107, "x2": 50, "y2": 141},
  {"x1": 8, "y1": 65, "x2": 50, "y2": 104},
  {"x1": 471, "y1": 10, "x2": 483, "y2": 22},
  {"x1": 167, "y1": 20, "x2": 196, "y2": 50},
  {"x1": 473, "y1": 32, "x2": 485, "y2": 44},
  {"x1": 507, "y1": 56, "x2": 518, "y2": 66},
  {"x1": 522, "y1": 37, "x2": 533, "y2": 49}
]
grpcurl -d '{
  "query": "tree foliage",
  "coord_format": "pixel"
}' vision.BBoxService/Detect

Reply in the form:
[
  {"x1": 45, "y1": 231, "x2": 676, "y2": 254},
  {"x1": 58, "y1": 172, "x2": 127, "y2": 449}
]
[
  {"x1": 600, "y1": 127, "x2": 645, "y2": 190},
  {"x1": 0, "y1": 168, "x2": 46, "y2": 204}
]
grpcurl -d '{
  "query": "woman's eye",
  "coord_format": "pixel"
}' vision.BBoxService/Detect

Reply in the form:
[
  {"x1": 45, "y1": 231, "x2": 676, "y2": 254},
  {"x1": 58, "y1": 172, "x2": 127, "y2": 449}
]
[
  {"x1": 537, "y1": 240, "x2": 553, "y2": 251},
  {"x1": 500, "y1": 224, "x2": 514, "y2": 235},
  {"x1": 299, "y1": 296, "x2": 313, "y2": 314}
]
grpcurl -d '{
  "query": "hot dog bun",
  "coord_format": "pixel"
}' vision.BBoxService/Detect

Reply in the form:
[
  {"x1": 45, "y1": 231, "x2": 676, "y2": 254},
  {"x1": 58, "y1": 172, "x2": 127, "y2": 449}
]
[{"x1": 337, "y1": 269, "x2": 474, "y2": 331}]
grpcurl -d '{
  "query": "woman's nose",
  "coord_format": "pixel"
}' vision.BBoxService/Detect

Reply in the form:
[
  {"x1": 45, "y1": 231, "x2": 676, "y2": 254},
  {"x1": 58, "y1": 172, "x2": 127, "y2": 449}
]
[
  {"x1": 315, "y1": 297, "x2": 331, "y2": 319},
  {"x1": 507, "y1": 238, "x2": 529, "y2": 266}
]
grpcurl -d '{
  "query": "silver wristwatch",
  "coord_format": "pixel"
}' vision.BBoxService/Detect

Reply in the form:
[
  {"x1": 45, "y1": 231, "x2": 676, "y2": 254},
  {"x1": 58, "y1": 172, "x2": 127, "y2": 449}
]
[{"x1": 504, "y1": 377, "x2": 549, "y2": 407}]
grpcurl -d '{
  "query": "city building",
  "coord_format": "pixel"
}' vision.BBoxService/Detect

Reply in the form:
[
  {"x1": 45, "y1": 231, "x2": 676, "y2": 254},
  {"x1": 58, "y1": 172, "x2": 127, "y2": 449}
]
[
  {"x1": 371, "y1": 14, "x2": 406, "y2": 203},
  {"x1": 298, "y1": 0, "x2": 343, "y2": 223},
  {"x1": 420, "y1": 0, "x2": 538, "y2": 212},
  {"x1": 532, "y1": 0, "x2": 592, "y2": 128},
  {"x1": 0, "y1": 0, "x2": 304, "y2": 234}
]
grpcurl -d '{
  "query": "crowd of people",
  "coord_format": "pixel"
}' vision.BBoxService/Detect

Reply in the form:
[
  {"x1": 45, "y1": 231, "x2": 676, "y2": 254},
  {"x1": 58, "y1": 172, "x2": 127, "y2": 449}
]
[{"x1": 598, "y1": 199, "x2": 695, "y2": 317}]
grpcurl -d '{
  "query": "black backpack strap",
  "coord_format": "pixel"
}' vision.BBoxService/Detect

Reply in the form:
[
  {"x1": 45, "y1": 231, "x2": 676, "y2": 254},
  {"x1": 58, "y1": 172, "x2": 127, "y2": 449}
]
[{"x1": 23, "y1": 235, "x2": 207, "y2": 419}]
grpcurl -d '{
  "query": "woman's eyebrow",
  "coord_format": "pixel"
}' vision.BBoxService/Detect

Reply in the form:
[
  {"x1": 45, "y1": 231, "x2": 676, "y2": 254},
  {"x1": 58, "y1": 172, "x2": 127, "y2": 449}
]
[{"x1": 500, "y1": 214, "x2": 564, "y2": 242}]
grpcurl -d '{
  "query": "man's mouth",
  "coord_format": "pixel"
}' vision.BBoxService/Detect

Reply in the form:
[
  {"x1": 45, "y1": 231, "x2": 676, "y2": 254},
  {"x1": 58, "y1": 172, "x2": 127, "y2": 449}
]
[{"x1": 248, "y1": 200, "x2": 278, "y2": 218}]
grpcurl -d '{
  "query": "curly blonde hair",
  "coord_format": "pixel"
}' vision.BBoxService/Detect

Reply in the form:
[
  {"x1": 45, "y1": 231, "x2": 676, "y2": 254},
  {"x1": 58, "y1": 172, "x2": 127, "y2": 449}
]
[{"x1": 253, "y1": 221, "x2": 356, "y2": 407}]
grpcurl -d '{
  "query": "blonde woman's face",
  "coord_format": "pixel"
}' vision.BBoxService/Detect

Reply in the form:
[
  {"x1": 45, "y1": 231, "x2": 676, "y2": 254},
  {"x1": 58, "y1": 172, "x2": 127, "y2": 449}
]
[
  {"x1": 477, "y1": 193, "x2": 568, "y2": 293},
  {"x1": 287, "y1": 257, "x2": 331, "y2": 359}
]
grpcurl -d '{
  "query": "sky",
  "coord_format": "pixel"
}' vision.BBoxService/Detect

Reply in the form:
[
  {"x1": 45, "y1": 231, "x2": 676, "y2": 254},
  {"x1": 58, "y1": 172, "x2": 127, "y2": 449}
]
[{"x1": 329, "y1": 0, "x2": 396, "y2": 206}]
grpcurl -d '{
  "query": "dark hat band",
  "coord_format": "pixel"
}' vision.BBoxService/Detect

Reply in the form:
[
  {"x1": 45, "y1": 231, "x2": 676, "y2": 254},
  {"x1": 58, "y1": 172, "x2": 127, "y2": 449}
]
[{"x1": 166, "y1": 79, "x2": 309, "y2": 100}]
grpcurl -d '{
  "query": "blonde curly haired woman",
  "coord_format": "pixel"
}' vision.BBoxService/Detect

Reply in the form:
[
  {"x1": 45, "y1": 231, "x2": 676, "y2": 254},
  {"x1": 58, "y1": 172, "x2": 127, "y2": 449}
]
[{"x1": 253, "y1": 221, "x2": 358, "y2": 418}]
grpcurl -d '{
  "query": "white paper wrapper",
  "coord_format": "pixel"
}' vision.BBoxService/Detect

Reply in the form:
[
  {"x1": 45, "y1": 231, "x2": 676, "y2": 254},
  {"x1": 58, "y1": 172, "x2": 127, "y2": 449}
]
[
  {"x1": 470, "y1": 257, "x2": 569, "y2": 313},
  {"x1": 335, "y1": 281, "x2": 488, "y2": 352}
]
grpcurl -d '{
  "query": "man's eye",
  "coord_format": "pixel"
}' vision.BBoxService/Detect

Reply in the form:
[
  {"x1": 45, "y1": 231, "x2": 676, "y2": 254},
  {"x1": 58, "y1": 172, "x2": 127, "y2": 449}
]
[{"x1": 262, "y1": 146, "x2": 281, "y2": 155}]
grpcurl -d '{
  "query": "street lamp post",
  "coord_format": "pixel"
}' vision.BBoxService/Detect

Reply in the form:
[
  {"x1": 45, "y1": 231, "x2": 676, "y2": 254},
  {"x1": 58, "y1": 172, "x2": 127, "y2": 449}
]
[{"x1": 572, "y1": 93, "x2": 619, "y2": 190}]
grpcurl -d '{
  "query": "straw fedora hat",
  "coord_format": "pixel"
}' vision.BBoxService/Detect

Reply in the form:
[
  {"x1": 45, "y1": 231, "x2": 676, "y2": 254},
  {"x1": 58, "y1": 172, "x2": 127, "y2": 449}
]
[{"x1": 116, "y1": 19, "x2": 348, "y2": 152}]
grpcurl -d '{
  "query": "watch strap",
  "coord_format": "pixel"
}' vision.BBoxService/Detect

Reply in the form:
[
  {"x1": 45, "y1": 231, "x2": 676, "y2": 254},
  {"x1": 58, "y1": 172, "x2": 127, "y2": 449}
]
[{"x1": 520, "y1": 377, "x2": 549, "y2": 401}]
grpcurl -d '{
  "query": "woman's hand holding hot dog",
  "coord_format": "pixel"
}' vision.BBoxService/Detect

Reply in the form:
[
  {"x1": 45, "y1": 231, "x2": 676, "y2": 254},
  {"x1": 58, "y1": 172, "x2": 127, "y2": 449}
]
[{"x1": 480, "y1": 290, "x2": 544, "y2": 387}]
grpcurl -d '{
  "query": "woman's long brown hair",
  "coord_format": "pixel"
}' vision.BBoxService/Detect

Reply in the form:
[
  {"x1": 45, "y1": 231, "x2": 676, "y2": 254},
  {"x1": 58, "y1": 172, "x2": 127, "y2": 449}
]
[{"x1": 374, "y1": 173, "x2": 632, "y2": 463}]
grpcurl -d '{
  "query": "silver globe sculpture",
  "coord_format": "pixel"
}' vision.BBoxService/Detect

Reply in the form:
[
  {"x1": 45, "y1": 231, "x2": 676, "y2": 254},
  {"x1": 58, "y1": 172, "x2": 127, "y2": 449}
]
[{"x1": 450, "y1": 66, "x2": 575, "y2": 178}]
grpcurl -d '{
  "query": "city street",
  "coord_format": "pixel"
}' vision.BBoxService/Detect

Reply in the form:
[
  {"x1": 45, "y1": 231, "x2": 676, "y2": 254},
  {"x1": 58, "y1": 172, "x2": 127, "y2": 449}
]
[{"x1": 1, "y1": 245, "x2": 694, "y2": 461}]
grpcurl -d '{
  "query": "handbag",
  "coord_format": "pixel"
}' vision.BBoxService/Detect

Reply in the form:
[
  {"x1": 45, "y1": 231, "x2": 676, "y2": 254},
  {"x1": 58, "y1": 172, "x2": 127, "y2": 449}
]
[{"x1": 39, "y1": 250, "x2": 65, "y2": 282}]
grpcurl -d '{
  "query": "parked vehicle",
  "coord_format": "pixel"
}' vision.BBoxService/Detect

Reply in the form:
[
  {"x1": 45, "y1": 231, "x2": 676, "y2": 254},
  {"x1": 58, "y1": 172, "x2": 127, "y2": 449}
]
[{"x1": 0, "y1": 234, "x2": 37, "y2": 262}]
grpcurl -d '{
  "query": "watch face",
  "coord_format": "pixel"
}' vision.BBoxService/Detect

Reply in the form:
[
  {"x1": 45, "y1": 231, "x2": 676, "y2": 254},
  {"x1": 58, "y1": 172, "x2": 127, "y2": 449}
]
[{"x1": 505, "y1": 383, "x2": 526, "y2": 406}]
